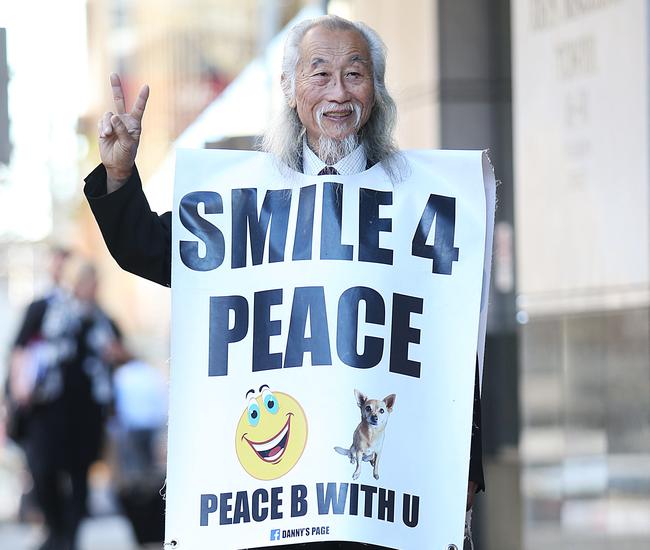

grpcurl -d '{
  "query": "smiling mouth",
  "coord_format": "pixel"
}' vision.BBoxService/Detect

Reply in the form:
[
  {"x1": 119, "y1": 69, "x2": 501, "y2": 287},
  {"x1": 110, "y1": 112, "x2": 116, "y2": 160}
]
[
  {"x1": 324, "y1": 110, "x2": 353, "y2": 120},
  {"x1": 243, "y1": 414, "x2": 292, "y2": 464}
]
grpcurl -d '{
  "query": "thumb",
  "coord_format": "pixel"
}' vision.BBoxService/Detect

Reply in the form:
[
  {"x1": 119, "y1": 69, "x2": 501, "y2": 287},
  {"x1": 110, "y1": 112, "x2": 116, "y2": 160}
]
[{"x1": 110, "y1": 115, "x2": 132, "y2": 141}]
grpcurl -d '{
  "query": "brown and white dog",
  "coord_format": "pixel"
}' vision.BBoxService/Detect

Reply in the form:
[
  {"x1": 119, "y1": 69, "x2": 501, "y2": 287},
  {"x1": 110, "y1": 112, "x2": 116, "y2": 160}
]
[{"x1": 334, "y1": 389, "x2": 396, "y2": 480}]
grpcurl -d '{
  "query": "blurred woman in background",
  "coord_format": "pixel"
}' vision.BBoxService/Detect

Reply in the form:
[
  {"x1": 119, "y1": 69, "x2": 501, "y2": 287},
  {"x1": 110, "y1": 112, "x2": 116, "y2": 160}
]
[{"x1": 14, "y1": 257, "x2": 118, "y2": 550}]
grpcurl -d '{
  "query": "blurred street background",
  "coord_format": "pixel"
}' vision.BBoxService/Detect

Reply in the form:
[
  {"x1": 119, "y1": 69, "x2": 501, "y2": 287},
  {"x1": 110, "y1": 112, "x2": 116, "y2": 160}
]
[{"x1": 1, "y1": 0, "x2": 649, "y2": 548}]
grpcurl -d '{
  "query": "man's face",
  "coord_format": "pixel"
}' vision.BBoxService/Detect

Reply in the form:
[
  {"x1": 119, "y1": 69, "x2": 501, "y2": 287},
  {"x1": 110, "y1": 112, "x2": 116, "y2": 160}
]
[
  {"x1": 49, "y1": 251, "x2": 69, "y2": 286},
  {"x1": 293, "y1": 26, "x2": 375, "y2": 147}
]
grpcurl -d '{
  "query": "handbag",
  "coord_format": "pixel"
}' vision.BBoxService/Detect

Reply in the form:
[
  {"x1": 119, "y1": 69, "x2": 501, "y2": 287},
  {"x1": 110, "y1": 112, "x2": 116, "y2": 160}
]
[{"x1": 5, "y1": 341, "x2": 62, "y2": 443}]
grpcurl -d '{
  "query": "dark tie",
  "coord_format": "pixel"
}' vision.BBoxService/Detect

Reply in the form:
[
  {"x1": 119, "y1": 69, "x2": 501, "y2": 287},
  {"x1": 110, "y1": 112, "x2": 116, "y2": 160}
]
[{"x1": 318, "y1": 166, "x2": 339, "y2": 175}]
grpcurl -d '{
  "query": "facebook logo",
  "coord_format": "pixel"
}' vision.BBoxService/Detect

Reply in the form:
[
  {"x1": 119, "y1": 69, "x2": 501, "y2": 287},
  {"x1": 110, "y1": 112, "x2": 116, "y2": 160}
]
[{"x1": 269, "y1": 529, "x2": 281, "y2": 541}]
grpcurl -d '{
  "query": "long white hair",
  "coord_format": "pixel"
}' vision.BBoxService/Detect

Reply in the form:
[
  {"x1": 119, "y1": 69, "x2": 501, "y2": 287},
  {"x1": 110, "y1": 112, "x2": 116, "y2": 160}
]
[{"x1": 261, "y1": 15, "x2": 406, "y2": 182}]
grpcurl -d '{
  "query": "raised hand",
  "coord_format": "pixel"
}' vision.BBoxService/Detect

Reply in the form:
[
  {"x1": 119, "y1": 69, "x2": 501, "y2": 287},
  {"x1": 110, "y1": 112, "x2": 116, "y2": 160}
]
[{"x1": 98, "y1": 73, "x2": 149, "y2": 192}]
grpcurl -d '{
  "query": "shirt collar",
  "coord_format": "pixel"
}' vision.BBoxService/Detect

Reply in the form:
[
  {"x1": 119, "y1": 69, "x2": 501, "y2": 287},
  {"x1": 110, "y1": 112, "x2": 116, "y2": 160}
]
[{"x1": 302, "y1": 137, "x2": 367, "y2": 175}]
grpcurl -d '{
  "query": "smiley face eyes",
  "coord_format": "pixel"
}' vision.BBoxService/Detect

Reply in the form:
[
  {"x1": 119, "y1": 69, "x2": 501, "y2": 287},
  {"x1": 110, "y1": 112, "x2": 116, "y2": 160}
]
[
  {"x1": 245, "y1": 387, "x2": 280, "y2": 426},
  {"x1": 262, "y1": 388, "x2": 279, "y2": 415},
  {"x1": 248, "y1": 401, "x2": 261, "y2": 427}
]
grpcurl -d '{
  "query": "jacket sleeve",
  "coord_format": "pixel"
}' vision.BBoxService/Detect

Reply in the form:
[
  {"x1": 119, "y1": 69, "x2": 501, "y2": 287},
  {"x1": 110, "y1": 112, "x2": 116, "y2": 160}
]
[
  {"x1": 84, "y1": 164, "x2": 172, "y2": 287},
  {"x1": 13, "y1": 298, "x2": 48, "y2": 348},
  {"x1": 469, "y1": 361, "x2": 485, "y2": 492}
]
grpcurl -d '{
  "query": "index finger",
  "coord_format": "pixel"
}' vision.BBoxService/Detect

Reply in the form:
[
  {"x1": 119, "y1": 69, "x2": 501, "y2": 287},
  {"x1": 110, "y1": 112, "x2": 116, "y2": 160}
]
[
  {"x1": 130, "y1": 84, "x2": 150, "y2": 122},
  {"x1": 110, "y1": 72, "x2": 127, "y2": 114}
]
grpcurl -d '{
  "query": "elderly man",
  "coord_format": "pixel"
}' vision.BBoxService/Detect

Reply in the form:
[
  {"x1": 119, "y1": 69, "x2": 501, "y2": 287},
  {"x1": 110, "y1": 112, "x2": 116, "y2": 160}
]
[{"x1": 85, "y1": 15, "x2": 484, "y2": 550}]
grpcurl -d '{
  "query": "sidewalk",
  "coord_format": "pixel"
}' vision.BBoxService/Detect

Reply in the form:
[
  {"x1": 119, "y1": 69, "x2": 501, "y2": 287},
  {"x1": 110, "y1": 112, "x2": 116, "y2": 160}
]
[
  {"x1": 0, "y1": 438, "x2": 163, "y2": 549},
  {"x1": 0, "y1": 514, "x2": 144, "y2": 550}
]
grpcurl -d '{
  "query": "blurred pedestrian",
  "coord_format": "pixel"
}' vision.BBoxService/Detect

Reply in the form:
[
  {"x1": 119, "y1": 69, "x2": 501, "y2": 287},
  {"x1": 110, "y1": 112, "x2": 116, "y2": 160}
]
[
  {"x1": 107, "y1": 339, "x2": 167, "y2": 545},
  {"x1": 10, "y1": 257, "x2": 118, "y2": 550},
  {"x1": 5, "y1": 246, "x2": 71, "y2": 524},
  {"x1": 8, "y1": 246, "x2": 70, "y2": 417},
  {"x1": 109, "y1": 339, "x2": 167, "y2": 480}
]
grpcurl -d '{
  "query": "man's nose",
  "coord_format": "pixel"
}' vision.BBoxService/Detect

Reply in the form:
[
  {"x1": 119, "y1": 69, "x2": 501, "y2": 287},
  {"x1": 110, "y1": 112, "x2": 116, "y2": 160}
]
[{"x1": 326, "y1": 74, "x2": 351, "y2": 102}]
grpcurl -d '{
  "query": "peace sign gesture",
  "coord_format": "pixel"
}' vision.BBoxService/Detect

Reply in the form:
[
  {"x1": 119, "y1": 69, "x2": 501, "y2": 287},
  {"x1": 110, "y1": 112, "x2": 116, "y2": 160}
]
[{"x1": 98, "y1": 73, "x2": 149, "y2": 192}]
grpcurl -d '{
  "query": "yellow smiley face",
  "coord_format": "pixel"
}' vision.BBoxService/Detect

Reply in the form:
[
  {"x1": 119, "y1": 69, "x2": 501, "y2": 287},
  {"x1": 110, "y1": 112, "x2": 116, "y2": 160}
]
[{"x1": 235, "y1": 387, "x2": 308, "y2": 480}]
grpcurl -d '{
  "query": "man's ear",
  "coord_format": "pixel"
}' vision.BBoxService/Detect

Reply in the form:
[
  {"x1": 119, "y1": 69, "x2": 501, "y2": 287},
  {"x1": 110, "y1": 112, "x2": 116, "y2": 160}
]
[{"x1": 280, "y1": 73, "x2": 296, "y2": 108}]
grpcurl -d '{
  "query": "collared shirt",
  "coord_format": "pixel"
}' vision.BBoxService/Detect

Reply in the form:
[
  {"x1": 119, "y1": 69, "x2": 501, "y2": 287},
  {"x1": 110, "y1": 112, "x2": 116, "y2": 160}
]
[{"x1": 302, "y1": 138, "x2": 367, "y2": 175}]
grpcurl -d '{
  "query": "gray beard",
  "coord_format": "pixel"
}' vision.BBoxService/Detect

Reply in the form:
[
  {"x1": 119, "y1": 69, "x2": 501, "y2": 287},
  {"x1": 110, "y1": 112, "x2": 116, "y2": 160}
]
[{"x1": 314, "y1": 133, "x2": 359, "y2": 166}]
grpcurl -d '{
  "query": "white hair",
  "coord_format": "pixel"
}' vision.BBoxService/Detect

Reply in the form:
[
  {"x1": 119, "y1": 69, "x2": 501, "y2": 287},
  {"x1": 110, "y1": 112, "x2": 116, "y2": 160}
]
[{"x1": 261, "y1": 15, "x2": 406, "y2": 182}]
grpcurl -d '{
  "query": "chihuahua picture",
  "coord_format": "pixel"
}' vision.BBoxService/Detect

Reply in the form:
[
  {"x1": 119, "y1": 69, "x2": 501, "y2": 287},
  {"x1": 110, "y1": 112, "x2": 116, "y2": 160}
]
[{"x1": 334, "y1": 389, "x2": 396, "y2": 480}]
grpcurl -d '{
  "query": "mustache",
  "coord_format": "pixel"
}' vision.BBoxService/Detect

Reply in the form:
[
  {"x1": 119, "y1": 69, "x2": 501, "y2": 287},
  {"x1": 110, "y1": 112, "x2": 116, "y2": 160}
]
[{"x1": 315, "y1": 102, "x2": 362, "y2": 132}]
